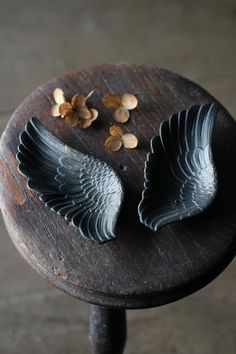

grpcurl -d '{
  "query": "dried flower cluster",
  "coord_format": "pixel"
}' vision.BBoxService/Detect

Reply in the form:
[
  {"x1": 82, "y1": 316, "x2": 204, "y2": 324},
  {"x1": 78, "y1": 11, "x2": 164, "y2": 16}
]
[
  {"x1": 105, "y1": 125, "x2": 138, "y2": 151},
  {"x1": 51, "y1": 87, "x2": 139, "y2": 152},
  {"x1": 103, "y1": 93, "x2": 138, "y2": 123},
  {"x1": 51, "y1": 88, "x2": 98, "y2": 128}
]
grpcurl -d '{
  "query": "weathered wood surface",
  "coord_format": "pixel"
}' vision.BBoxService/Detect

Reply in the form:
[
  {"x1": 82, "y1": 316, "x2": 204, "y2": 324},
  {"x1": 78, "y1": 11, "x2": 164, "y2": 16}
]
[{"x1": 0, "y1": 63, "x2": 235, "y2": 309}]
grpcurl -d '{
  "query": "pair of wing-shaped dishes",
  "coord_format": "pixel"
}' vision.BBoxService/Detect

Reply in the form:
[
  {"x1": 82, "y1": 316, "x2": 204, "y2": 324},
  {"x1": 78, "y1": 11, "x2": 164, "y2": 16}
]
[{"x1": 17, "y1": 102, "x2": 218, "y2": 243}]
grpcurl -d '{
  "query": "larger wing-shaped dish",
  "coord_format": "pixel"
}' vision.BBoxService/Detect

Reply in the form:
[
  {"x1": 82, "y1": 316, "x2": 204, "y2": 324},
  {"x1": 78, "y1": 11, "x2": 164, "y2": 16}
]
[
  {"x1": 17, "y1": 118, "x2": 124, "y2": 243},
  {"x1": 138, "y1": 102, "x2": 218, "y2": 231}
]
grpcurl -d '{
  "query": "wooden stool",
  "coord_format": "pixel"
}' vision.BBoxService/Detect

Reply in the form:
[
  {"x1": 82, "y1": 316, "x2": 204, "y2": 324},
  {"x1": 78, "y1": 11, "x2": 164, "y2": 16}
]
[{"x1": 0, "y1": 64, "x2": 235, "y2": 354}]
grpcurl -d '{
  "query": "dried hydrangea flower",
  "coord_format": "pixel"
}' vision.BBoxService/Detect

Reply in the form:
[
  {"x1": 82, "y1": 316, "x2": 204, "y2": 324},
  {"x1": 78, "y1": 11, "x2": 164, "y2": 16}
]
[
  {"x1": 51, "y1": 88, "x2": 98, "y2": 128},
  {"x1": 103, "y1": 92, "x2": 138, "y2": 123},
  {"x1": 105, "y1": 125, "x2": 138, "y2": 151}
]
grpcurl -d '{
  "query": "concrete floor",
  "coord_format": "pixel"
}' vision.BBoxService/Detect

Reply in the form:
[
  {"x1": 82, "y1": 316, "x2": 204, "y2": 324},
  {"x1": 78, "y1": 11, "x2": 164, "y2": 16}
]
[{"x1": 0, "y1": 0, "x2": 236, "y2": 353}]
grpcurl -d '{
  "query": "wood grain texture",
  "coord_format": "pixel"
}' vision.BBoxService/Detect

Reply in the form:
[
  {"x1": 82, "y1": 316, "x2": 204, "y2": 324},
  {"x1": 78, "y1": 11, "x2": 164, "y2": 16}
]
[{"x1": 0, "y1": 63, "x2": 235, "y2": 309}]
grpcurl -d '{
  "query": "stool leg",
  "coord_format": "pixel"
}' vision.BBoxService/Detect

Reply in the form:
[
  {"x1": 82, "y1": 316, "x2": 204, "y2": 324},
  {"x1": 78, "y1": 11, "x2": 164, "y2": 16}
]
[{"x1": 89, "y1": 305, "x2": 127, "y2": 354}]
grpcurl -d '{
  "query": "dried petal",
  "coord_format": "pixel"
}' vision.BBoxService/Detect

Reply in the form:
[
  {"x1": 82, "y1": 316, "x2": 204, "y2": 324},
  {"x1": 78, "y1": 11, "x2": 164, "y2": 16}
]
[
  {"x1": 53, "y1": 88, "x2": 65, "y2": 104},
  {"x1": 51, "y1": 104, "x2": 61, "y2": 117},
  {"x1": 89, "y1": 108, "x2": 98, "y2": 121},
  {"x1": 103, "y1": 93, "x2": 122, "y2": 109},
  {"x1": 79, "y1": 119, "x2": 93, "y2": 129},
  {"x1": 59, "y1": 102, "x2": 73, "y2": 117},
  {"x1": 110, "y1": 125, "x2": 123, "y2": 138},
  {"x1": 113, "y1": 107, "x2": 130, "y2": 123},
  {"x1": 78, "y1": 107, "x2": 92, "y2": 120},
  {"x1": 105, "y1": 136, "x2": 122, "y2": 151},
  {"x1": 121, "y1": 93, "x2": 138, "y2": 110},
  {"x1": 64, "y1": 114, "x2": 79, "y2": 127},
  {"x1": 71, "y1": 94, "x2": 86, "y2": 108},
  {"x1": 122, "y1": 133, "x2": 138, "y2": 148}
]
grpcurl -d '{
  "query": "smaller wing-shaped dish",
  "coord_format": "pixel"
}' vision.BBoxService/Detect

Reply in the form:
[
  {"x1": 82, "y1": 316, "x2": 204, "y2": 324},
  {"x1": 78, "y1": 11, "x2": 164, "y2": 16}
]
[
  {"x1": 138, "y1": 102, "x2": 218, "y2": 231},
  {"x1": 17, "y1": 118, "x2": 124, "y2": 243}
]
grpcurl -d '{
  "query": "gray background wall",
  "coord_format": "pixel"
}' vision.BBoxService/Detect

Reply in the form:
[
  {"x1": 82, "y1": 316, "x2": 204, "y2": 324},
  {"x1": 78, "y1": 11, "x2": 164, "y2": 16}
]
[{"x1": 0, "y1": 1, "x2": 235, "y2": 353}]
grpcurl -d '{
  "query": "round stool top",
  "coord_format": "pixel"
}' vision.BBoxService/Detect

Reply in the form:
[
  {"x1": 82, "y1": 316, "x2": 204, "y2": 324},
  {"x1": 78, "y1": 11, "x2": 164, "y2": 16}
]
[{"x1": 0, "y1": 64, "x2": 235, "y2": 309}]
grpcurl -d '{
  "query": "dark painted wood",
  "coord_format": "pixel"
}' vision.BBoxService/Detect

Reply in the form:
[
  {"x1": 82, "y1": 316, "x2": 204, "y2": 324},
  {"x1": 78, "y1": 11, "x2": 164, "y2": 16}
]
[
  {"x1": 89, "y1": 306, "x2": 126, "y2": 354},
  {"x1": 0, "y1": 63, "x2": 235, "y2": 309}
]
